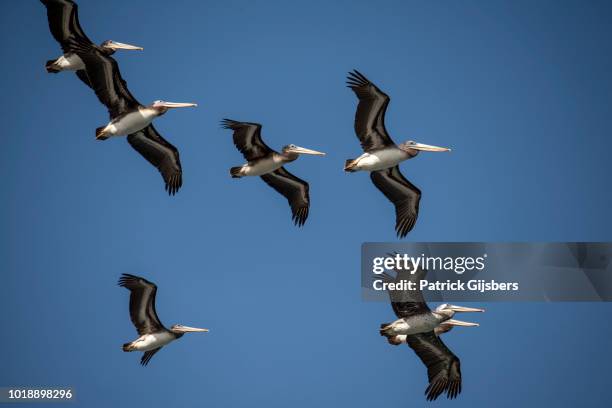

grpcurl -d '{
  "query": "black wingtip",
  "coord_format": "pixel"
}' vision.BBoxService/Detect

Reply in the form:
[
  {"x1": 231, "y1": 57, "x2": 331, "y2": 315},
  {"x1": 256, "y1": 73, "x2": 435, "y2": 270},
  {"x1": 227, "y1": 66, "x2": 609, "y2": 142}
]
[
  {"x1": 220, "y1": 118, "x2": 238, "y2": 129},
  {"x1": 395, "y1": 217, "x2": 416, "y2": 239},
  {"x1": 291, "y1": 207, "x2": 309, "y2": 227},
  {"x1": 118, "y1": 273, "x2": 138, "y2": 287},
  {"x1": 164, "y1": 174, "x2": 182, "y2": 196},
  {"x1": 346, "y1": 69, "x2": 371, "y2": 88}
]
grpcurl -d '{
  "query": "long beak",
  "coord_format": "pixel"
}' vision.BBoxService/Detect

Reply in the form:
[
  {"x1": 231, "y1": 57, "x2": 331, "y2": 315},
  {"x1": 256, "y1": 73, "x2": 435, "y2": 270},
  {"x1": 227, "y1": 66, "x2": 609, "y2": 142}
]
[
  {"x1": 448, "y1": 305, "x2": 485, "y2": 313},
  {"x1": 411, "y1": 142, "x2": 451, "y2": 152},
  {"x1": 108, "y1": 41, "x2": 144, "y2": 51},
  {"x1": 159, "y1": 101, "x2": 198, "y2": 109},
  {"x1": 287, "y1": 145, "x2": 326, "y2": 156},
  {"x1": 444, "y1": 319, "x2": 479, "y2": 327},
  {"x1": 176, "y1": 326, "x2": 209, "y2": 333}
]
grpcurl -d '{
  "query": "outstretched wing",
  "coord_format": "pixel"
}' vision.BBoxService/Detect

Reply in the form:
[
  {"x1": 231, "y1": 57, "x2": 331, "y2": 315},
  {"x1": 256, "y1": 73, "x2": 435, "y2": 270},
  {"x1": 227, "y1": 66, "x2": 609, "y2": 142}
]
[
  {"x1": 127, "y1": 125, "x2": 182, "y2": 196},
  {"x1": 73, "y1": 43, "x2": 140, "y2": 118},
  {"x1": 406, "y1": 331, "x2": 462, "y2": 401},
  {"x1": 370, "y1": 166, "x2": 421, "y2": 238},
  {"x1": 118, "y1": 274, "x2": 165, "y2": 335},
  {"x1": 221, "y1": 119, "x2": 273, "y2": 161},
  {"x1": 260, "y1": 167, "x2": 310, "y2": 227},
  {"x1": 41, "y1": 0, "x2": 94, "y2": 52},
  {"x1": 140, "y1": 347, "x2": 162, "y2": 366},
  {"x1": 346, "y1": 70, "x2": 394, "y2": 151}
]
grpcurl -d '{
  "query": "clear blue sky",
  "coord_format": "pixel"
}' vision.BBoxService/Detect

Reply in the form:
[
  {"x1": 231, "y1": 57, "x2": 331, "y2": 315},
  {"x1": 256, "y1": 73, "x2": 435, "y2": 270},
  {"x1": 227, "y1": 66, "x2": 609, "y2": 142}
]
[{"x1": 1, "y1": 0, "x2": 612, "y2": 406}]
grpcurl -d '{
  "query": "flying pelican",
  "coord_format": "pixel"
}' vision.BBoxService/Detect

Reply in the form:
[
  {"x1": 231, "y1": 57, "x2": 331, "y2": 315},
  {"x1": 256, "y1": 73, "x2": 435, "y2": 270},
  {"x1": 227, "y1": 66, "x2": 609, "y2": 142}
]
[
  {"x1": 222, "y1": 119, "x2": 326, "y2": 226},
  {"x1": 41, "y1": 0, "x2": 142, "y2": 85},
  {"x1": 118, "y1": 274, "x2": 209, "y2": 366},
  {"x1": 66, "y1": 39, "x2": 196, "y2": 195},
  {"x1": 378, "y1": 263, "x2": 483, "y2": 400},
  {"x1": 345, "y1": 70, "x2": 451, "y2": 238}
]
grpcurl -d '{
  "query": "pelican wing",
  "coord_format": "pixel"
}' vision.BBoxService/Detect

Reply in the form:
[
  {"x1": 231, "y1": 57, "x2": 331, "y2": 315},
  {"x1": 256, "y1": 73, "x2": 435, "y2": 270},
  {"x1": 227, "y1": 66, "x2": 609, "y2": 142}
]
[
  {"x1": 74, "y1": 46, "x2": 140, "y2": 118},
  {"x1": 75, "y1": 69, "x2": 92, "y2": 87},
  {"x1": 346, "y1": 70, "x2": 394, "y2": 151},
  {"x1": 118, "y1": 274, "x2": 165, "y2": 335},
  {"x1": 370, "y1": 166, "x2": 421, "y2": 238},
  {"x1": 140, "y1": 347, "x2": 162, "y2": 366},
  {"x1": 260, "y1": 167, "x2": 310, "y2": 227},
  {"x1": 127, "y1": 125, "x2": 182, "y2": 196},
  {"x1": 405, "y1": 331, "x2": 462, "y2": 401},
  {"x1": 379, "y1": 262, "x2": 430, "y2": 317},
  {"x1": 221, "y1": 119, "x2": 273, "y2": 161},
  {"x1": 41, "y1": 0, "x2": 94, "y2": 52}
]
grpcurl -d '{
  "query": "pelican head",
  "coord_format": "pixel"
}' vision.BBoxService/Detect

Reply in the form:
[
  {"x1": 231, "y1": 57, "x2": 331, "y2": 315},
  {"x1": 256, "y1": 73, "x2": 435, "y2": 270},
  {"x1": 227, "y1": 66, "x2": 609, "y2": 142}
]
[
  {"x1": 100, "y1": 40, "x2": 144, "y2": 55},
  {"x1": 399, "y1": 141, "x2": 451, "y2": 157},
  {"x1": 434, "y1": 304, "x2": 484, "y2": 326},
  {"x1": 282, "y1": 144, "x2": 326, "y2": 158},
  {"x1": 150, "y1": 100, "x2": 198, "y2": 116},
  {"x1": 170, "y1": 324, "x2": 209, "y2": 336}
]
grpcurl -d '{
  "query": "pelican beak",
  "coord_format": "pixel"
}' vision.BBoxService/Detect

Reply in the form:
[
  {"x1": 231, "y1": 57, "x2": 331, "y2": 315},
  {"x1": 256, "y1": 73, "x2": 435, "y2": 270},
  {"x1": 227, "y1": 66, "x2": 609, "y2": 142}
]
[
  {"x1": 410, "y1": 142, "x2": 451, "y2": 152},
  {"x1": 444, "y1": 319, "x2": 479, "y2": 327},
  {"x1": 287, "y1": 145, "x2": 326, "y2": 156},
  {"x1": 175, "y1": 325, "x2": 209, "y2": 333},
  {"x1": 158, "y1": 101, "x2": 198, "y2": 109},
  {"x1": 107, "y1": 41, "x2": 144, "y2": 51},
  {"x1": 448, "y1": 305, "x2": 485, "y2": 313}
]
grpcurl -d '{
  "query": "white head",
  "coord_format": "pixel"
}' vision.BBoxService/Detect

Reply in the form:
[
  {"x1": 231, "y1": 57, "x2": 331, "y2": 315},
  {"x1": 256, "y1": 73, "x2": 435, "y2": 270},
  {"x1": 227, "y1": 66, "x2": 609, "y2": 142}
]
[
  {"x1": 170, "y1": 324, "x2": 209, "y2": 335},
  {"x1": 150, "y1": 100, "x2": 198, "y2": 115},
  {"x1": 434, "y1": 303, "x2": 484, "y2": 322},
  {"x1": 282, "y1": 144, "x2": 326, "y2": 156},
  {"x1": 398, "y1": 141, "x2": 451, "y2": 157},
  {"x1": 100, "y1": 40, "x2": 144, "y2": 54}
]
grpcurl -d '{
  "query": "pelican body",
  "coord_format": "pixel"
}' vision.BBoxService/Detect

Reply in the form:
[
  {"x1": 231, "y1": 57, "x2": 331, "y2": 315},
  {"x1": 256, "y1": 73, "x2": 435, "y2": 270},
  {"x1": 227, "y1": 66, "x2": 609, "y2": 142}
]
[
  {"x1": 46, "y1": 41, "x2": 142, "y2": 74},
  {"x1": 378, "y1": 262, "x2": 484, "y2": 401},
  {"x1": 222, "y1": 119, "x2": 325, "y2": 226},
  {"x1": 380, "y1": 303, "x2": 483, "y2": 337},
  {"x1": 118, "y1": 274, "x2": 209, "y2": 366},
  {"x1": 96, "y1": 101, "x2": 197, "y2": 140},
  {"x1": 345, "y1": 70, "x2": 450, "y2": 237},
  {"x1": 41, "y1": 0, "x2": 142, "y2": 84},
  {"x1": 345, "y1": 141, "x2": 448, "y2": 172},
  {"x1": 231, "y1": 145, "x2": 322, "y2": 177}
]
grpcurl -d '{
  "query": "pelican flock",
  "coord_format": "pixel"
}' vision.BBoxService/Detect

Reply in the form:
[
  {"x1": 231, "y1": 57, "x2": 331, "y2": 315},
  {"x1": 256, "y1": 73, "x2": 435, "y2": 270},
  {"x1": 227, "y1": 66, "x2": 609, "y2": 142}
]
[
  {"x1": 222, "y1": 119, "x2": 325, "y2": 226},
  {"x1": 346, "y1": 70, "x2": 450, "y2": 238},
  {"x1": 37, "y1": 0, "x2": 477, "y2": 401},
  {"x1": 118, "y1": 274, "x2": 209, "y2": 366},
  {"x1": 41, "y1": 0, "x2": 196, "y2": 195},
  {"x1": 378, "y1": 263, "x2": 484, "y2": 400}
]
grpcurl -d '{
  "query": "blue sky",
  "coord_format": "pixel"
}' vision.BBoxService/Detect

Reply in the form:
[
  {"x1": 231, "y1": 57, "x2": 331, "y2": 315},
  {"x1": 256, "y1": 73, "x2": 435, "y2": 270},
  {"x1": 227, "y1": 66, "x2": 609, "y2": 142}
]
[{"x1": 1, "y1": 0, "x2": 612, "y2": 406}]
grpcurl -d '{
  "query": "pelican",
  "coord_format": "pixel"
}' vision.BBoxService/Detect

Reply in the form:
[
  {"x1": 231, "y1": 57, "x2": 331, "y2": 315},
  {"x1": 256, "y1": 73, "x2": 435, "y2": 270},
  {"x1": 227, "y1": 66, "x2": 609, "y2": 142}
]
[
  {"x1": 66, "y1": 39, "x2": 195, "y2": 194},
  {"x1": 222, "y1": 119, "x2": 325, "y2": 226},
  {"x1": 345, "y1": 70, "x2": 450, "y2": 238},
  {"x1": 41, "y1": 0, "x2": 142, "y2": 85},
  {"x1": 378, "y1": 263, "x2": 484, "y2": 400},
  {"x1": 118, "y1": 274, "x2": 209, "y2": 366}
]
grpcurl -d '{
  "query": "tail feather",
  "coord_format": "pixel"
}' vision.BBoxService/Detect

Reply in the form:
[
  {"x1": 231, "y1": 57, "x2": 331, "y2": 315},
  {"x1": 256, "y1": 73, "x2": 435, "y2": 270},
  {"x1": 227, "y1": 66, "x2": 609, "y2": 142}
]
[
  {"x1": 387, "y1": 336, "x2": 404, "y2": 346},
  {"x1": 230, "y1": 166, "x2": 244, "y2": 178},
  {"x1": 379, "y1": 322, "x2": 392, "y2": 336},
  {"x1": 96, "y1": 126, "x2": 109, "y2": 140},
  {"x1": 45, "y1": 59, "x2": 60, "y2": 73},
  {"x1": 344, "y1": 159, "x2": 358, "y2": 172}
]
